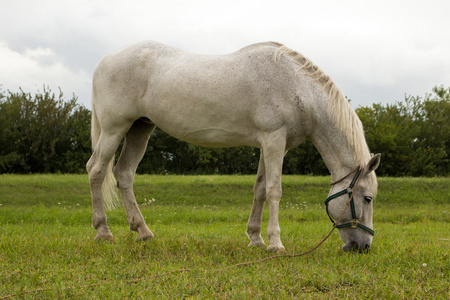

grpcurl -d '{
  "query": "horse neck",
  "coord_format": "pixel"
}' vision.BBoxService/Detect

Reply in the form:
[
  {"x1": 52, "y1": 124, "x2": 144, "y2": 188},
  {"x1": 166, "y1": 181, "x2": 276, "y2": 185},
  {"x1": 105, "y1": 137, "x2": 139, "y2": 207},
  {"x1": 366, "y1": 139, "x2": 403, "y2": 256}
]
[{"x1": 309, "y1": 107, "x2": 370, "y2": 181}]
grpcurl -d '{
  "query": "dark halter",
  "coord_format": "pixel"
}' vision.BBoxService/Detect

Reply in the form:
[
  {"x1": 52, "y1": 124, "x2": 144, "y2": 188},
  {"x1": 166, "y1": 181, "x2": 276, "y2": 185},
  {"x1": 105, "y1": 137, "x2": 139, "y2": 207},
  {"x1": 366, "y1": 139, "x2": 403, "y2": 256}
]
[{"x1": 324, "y1": 168, "x2": 375, "y2": 236}]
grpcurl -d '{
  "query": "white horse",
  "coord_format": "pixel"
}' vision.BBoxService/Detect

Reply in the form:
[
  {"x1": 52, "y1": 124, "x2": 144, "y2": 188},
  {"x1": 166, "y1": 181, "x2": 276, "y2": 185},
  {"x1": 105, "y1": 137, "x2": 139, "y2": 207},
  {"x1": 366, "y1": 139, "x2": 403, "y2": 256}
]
[{"x1": 87, "y1": 41, "x2": 381, "y2": 252}]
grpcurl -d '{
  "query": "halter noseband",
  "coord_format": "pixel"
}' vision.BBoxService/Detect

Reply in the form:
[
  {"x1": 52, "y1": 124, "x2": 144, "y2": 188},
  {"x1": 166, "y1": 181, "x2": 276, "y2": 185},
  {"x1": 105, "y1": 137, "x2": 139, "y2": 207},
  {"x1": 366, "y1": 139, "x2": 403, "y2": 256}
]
[{"x1": 324, "y1": 168, "x2": 375, "y2": 236}]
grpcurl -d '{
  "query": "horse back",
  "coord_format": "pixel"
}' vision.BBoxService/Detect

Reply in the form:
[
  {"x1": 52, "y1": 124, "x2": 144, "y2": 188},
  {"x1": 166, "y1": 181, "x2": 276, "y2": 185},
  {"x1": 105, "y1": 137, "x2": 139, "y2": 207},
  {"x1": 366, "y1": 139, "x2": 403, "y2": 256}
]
[{"x1": 92, "y1": 41, "x2": 310, "y2": 148}]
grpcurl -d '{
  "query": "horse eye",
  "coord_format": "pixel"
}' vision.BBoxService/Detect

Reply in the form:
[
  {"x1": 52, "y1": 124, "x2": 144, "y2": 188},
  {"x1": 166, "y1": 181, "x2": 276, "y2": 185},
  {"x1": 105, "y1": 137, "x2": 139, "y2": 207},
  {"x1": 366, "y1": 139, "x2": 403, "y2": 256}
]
[{"x1": 364, "y1": 196, "x2": 373, "y2": 203}]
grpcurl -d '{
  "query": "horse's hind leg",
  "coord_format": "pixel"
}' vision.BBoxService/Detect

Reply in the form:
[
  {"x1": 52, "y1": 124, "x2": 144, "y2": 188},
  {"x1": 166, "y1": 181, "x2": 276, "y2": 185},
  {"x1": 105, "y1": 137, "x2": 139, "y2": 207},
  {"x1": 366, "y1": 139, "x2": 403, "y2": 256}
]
[
  {"x1": 246, "y1": 150, "x2": 267, "y2": 247},
  {"x1": 87, "y1": 131, "x2": 125, "y2": 242},
  {"x1": 114, "y1": 118, "x2": 155, "y2": 241}
]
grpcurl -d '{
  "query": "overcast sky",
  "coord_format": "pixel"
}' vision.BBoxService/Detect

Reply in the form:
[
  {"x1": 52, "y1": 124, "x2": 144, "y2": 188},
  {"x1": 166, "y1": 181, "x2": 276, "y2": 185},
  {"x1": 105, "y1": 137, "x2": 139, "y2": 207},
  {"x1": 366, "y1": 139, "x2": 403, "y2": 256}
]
[{"x1": 1, "y1": 0, "x2": 449, "y2": 109}]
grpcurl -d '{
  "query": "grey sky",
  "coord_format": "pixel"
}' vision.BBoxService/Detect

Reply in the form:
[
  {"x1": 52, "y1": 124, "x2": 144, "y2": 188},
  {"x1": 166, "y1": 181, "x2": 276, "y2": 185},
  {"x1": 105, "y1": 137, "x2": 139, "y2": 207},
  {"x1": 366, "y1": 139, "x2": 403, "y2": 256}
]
[{"x1": 1, "y1": 0, "x2": 449, "y2": 109}]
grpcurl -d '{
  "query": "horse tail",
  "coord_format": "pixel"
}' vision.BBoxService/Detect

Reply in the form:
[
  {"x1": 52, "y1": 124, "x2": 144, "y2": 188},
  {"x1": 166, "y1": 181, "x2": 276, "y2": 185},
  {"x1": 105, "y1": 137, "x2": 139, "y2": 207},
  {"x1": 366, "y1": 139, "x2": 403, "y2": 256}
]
[{"x1": 90, "y1": 101, "x2": 121, "y2": 210}]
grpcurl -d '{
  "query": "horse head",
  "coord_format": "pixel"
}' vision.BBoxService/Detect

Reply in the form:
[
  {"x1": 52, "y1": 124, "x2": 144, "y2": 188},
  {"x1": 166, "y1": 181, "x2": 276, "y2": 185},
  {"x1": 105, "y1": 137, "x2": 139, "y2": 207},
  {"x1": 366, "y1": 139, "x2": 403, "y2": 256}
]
[{"x1": 325, "y1": 154, "x2": 381, "y2": 252}]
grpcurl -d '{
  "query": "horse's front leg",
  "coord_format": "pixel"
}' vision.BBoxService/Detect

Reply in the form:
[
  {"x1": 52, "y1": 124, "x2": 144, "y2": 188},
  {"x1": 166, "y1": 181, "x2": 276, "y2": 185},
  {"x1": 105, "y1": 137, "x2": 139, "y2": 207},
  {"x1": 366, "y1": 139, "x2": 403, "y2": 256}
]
[
  {"x1": 262, "y1": 133, "x2": 286, "y2": 252},
  {"x1": 246, "y1": 151, "x2": 267, "y2": 247}
]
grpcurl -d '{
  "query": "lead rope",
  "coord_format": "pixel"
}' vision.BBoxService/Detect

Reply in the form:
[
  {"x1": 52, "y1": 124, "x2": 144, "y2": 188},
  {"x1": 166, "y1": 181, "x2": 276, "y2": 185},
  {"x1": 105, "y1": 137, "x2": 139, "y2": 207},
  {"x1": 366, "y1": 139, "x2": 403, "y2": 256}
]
[{"x1": 212, "y1": 168, "x2": 365, "y2": 270}]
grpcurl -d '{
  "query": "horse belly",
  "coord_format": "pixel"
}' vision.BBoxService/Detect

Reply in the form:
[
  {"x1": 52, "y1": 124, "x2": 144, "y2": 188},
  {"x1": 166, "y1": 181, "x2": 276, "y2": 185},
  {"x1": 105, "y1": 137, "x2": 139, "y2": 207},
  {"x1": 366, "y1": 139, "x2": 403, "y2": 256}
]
[
  {"x1": 146, "y1": 105, "x2": 260, "y2": 148},
  {"x1": 177, "y1": 127, "x2": 256, "y2": 148}
]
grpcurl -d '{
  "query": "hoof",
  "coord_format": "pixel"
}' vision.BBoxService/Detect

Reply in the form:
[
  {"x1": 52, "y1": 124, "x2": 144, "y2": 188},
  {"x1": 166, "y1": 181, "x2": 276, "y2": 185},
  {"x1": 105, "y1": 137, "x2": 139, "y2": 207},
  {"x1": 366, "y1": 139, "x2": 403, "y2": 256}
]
[
  {"x1": 248, "y1": 239, "x2": 266, "y2": 248},
  {"x1": 136, "y1": 228, "x2": 154, "y2": 242},
  {"x1": 136, "y1": 233, "x2": 154, "y2": 242},
  {"x1": 95, "y1": 233, "x2": 115, "y2": 244},
  {"x1": 267, "y1": 245, "x2": 286, "y2": 253}
]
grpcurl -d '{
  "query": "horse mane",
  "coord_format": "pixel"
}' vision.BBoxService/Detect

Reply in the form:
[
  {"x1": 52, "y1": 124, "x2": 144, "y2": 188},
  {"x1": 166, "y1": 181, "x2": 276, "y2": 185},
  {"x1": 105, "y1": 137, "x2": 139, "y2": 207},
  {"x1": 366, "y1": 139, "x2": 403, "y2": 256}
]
[{"x1": 273, "y1": 43, "x2": 369, "y2": 167}]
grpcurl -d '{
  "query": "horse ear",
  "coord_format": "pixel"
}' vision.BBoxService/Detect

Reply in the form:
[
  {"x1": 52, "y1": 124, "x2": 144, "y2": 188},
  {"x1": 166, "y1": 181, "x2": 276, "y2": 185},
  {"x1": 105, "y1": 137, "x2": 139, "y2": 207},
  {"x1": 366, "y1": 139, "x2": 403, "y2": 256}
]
[{"x1": 365, "y1": 153, "x2": 381, "y2": 175}]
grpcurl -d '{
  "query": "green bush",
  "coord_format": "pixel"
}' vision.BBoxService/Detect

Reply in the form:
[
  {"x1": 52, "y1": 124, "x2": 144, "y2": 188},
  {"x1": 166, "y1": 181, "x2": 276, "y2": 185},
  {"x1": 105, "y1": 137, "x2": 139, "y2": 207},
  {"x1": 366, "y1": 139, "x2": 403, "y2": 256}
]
[
  {"x1": 357, "y1": 86, "x2": 449, "y2": 176},
  {"x1": 0, "y1": 87, "x2": 91, "y2": 173}
]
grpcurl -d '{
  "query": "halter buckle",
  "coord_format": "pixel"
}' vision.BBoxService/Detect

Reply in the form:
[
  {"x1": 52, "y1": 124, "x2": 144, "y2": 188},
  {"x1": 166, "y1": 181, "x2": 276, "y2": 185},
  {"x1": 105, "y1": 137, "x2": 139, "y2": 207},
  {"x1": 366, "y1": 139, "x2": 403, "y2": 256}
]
[{"x1": 351, "y1": 219, "x2": 359, "y2": 228}]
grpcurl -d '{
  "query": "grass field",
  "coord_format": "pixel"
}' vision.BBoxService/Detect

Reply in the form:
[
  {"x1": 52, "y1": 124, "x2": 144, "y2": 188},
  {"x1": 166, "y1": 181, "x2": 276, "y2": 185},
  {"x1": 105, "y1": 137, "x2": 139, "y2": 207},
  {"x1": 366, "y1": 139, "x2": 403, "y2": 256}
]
[{"x1": 0, "y1": 174, "x2": 449, "y2": 299}]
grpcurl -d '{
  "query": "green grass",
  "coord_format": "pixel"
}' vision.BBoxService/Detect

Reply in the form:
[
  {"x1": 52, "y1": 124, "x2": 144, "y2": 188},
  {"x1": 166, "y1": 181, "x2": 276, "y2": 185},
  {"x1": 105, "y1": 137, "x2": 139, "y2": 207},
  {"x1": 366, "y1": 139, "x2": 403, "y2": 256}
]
[{"x1": 0, "y1": 174, "x2": 449, "y2": 299}]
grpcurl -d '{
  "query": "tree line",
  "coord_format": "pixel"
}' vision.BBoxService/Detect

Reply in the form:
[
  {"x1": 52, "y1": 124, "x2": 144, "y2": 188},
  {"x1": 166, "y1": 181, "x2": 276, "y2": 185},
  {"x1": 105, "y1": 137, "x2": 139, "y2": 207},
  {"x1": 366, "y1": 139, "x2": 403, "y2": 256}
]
[{"x1": 0, "y1": 86, "x2": 448, "y2": 176}]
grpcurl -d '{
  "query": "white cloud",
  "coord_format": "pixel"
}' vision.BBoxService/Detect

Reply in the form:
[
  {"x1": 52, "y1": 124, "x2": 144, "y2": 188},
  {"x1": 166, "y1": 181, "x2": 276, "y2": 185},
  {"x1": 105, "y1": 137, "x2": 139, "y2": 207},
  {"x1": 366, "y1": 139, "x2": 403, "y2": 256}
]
[{"x1": 0, "y1": 42, "x2": 91, "y2": 105}]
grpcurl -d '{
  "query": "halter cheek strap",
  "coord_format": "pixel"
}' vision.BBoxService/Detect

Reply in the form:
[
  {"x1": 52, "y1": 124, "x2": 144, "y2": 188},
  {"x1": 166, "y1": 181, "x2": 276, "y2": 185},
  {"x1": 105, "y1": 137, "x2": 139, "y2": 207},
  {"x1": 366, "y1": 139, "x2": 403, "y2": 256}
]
[{"x1": 324, "y1": 168, "x2": 375, "y2": 236}]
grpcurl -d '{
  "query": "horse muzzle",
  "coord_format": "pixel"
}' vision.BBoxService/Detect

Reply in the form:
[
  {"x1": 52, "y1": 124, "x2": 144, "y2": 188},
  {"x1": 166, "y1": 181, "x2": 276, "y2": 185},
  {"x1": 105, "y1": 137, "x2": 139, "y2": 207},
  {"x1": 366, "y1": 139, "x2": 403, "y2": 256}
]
[{"x1": 342, "y1": 240, "x2": 371, "y2": 253}]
